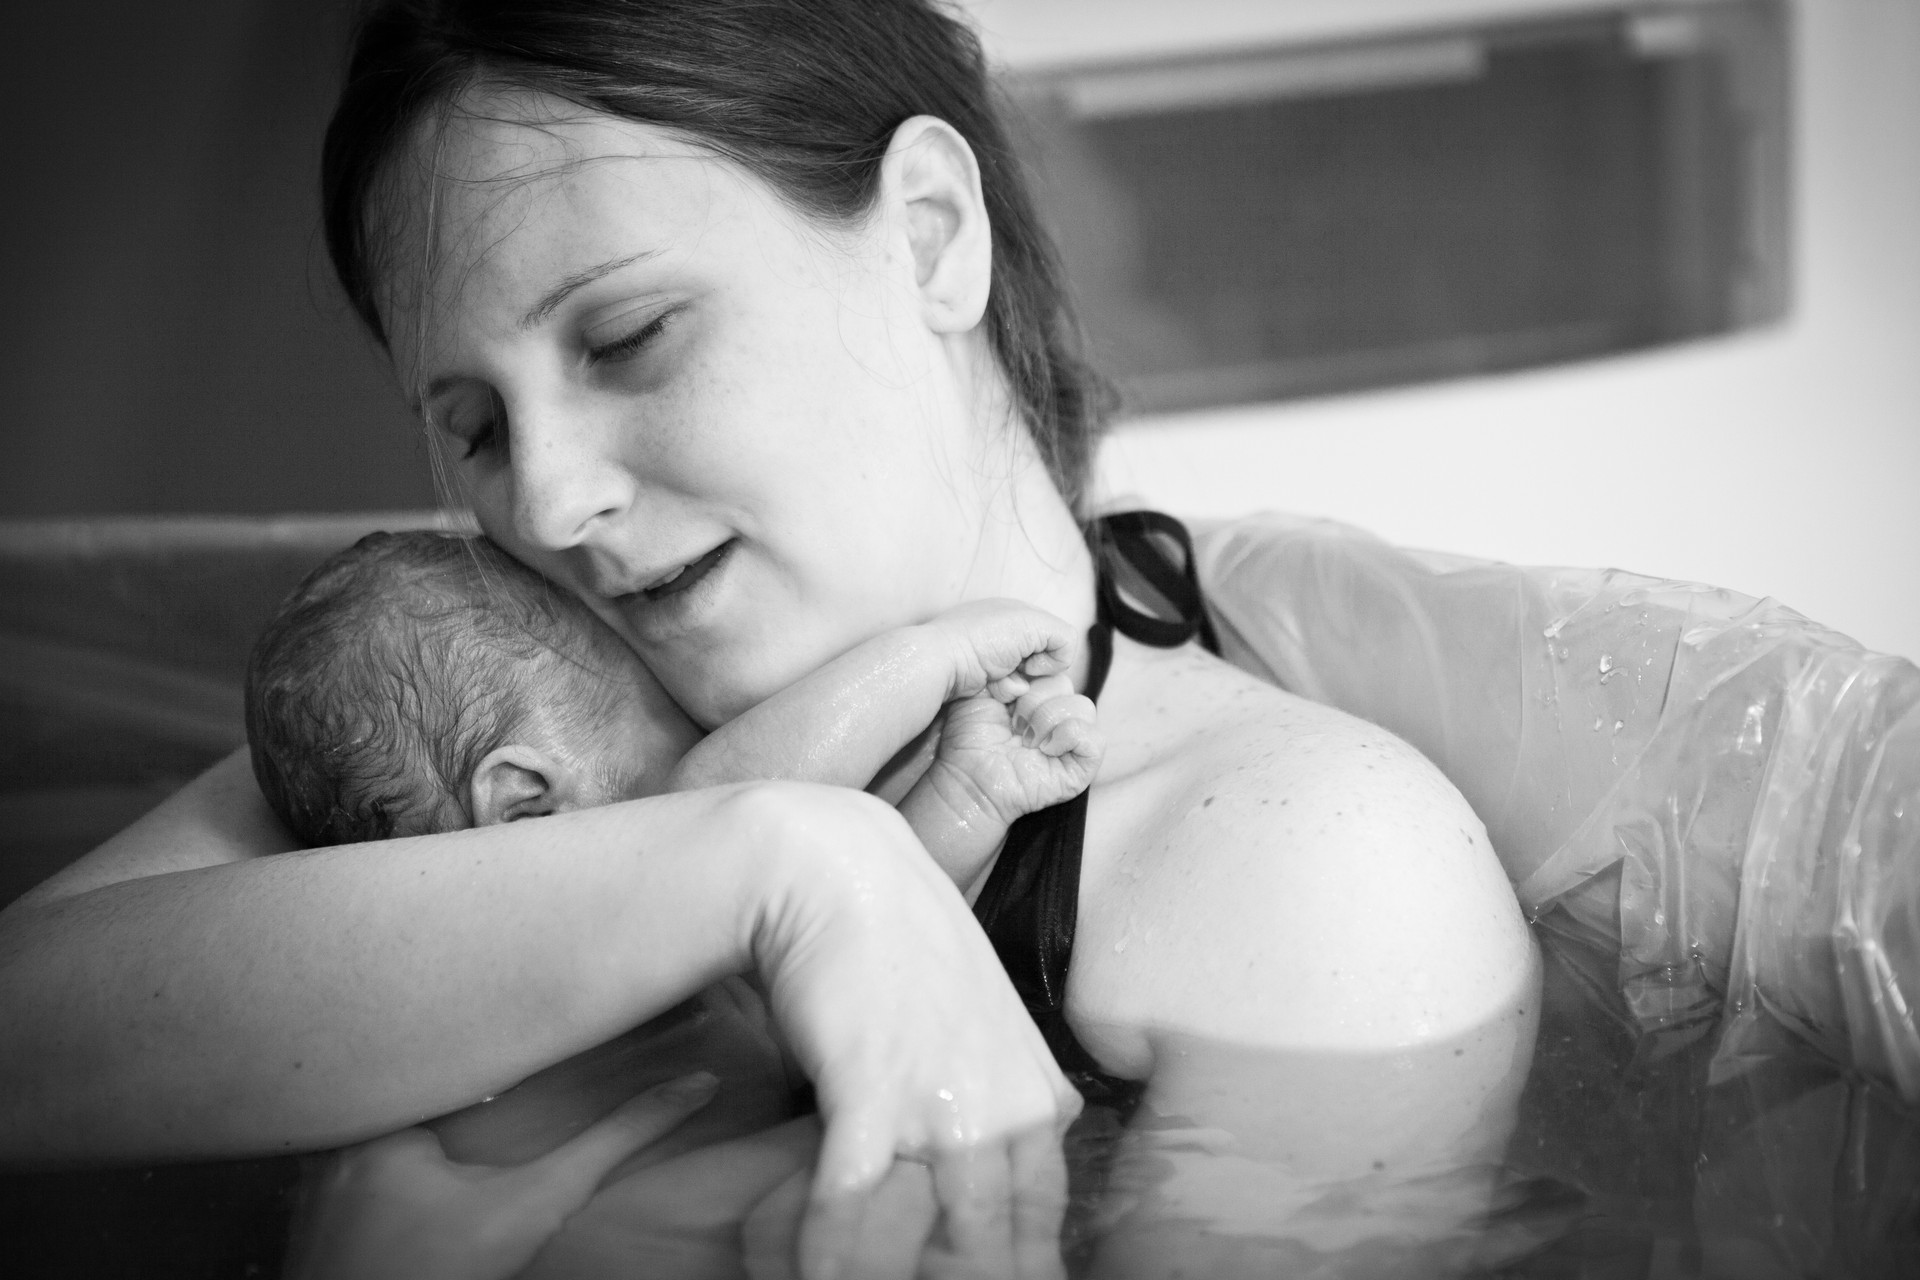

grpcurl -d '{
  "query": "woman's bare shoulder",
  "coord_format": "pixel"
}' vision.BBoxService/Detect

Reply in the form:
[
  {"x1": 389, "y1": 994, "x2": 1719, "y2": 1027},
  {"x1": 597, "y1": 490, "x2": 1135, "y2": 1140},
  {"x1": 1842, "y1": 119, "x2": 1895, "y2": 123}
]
[{"x1": 1073, "y1": 643, "x2": 1536, "y2": 1064}]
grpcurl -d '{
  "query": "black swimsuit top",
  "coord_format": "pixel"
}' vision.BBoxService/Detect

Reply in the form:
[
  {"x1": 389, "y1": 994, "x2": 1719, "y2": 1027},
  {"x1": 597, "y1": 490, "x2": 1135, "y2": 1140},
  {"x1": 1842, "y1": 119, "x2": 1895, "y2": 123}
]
[{"x1": 969, "y1": 511, "x2": 1219, "y2": 1120}]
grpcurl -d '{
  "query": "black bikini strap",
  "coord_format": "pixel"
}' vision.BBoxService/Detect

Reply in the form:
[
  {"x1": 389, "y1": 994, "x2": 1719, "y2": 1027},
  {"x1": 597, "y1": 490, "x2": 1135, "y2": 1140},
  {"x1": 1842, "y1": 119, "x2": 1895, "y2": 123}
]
[
  {"x1": 970, "y1": 512, "x2": 1215, "y2": 1122},
  {"x1": 1093, "y1": 510, "x2": 1221, "y2": 655},
  {"x1": 1081, "y1": 611, "x2": 1115, "y2": 703}
]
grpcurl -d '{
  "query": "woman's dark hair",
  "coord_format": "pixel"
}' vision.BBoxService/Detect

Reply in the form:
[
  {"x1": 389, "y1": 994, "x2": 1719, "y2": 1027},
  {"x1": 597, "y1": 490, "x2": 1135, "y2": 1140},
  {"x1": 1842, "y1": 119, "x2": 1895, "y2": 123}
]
[{"x1": 322, "y1": 0, "x2": 1112, "y2": 512}]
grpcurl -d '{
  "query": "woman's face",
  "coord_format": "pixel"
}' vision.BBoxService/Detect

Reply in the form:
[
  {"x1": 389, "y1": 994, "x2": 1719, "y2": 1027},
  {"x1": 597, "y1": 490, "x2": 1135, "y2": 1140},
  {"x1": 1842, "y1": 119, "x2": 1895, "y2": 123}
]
[{"x1": 383, "y1": 91, "x2": 1002, "y2": 726}]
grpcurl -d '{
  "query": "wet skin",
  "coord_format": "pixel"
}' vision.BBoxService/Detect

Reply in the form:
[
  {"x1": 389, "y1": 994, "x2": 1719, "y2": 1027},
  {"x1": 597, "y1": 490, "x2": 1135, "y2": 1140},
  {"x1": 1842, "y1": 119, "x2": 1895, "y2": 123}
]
[{"x1": 362, "y1": 88, "x2": 1543, "y2": 1272}]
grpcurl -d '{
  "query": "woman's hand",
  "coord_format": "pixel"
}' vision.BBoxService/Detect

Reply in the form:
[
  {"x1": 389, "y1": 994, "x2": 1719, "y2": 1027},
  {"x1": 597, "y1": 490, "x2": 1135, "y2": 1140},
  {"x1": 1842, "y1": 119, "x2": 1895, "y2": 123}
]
[
  {"x1": 745, "y1": 784, "x2": 1079, "y2": 1280},
  {"x1": 284, "y1": 1071, "x2": 719, "y2": 1280}
]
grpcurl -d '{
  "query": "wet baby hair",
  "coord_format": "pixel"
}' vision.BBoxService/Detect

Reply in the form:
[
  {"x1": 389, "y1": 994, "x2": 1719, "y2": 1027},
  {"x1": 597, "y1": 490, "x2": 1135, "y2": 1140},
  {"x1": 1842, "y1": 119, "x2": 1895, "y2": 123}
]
[
  {"x1": 321, "y1": 0, "x2": 1114, "y2": 516},
  {"x1": 245, "y1": 530, "x2": 630, "y2": 846}
]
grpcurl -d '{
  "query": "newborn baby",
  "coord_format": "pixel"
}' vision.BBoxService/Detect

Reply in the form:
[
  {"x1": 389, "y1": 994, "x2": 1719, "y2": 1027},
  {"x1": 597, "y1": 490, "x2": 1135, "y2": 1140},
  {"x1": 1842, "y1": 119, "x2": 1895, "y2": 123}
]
[
  {"x1": 246, "y1": 529, "x2": 1100, "y2": 874},
  {"x1": 245, "y1": 527, "x2": 1098, "y2": 1197}
]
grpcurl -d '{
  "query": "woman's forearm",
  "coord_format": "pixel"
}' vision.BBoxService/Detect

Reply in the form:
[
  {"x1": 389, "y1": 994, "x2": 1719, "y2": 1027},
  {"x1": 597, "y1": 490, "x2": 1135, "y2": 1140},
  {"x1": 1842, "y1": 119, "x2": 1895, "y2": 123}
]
[
  {"x1": 0, "y1": 777, "x2": 798, "y2": 1167},
  {"x1": 1, "y1": 759, "x2": 1080, "y2": 1278}
]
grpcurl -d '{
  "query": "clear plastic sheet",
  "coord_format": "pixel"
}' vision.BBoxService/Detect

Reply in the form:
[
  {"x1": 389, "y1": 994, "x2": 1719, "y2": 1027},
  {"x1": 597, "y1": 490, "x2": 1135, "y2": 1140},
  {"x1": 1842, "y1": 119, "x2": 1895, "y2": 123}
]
[{"x1": 1195, "y1": 511, "x2": 1920, "y2": 1275}]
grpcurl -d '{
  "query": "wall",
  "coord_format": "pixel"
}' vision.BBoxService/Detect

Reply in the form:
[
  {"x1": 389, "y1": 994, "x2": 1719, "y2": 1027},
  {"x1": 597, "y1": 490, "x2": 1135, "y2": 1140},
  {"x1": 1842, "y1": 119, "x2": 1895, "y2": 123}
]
[
  {"x1": 0, "y1": 0, "x2": 433, "y2": 517},
  {"x1": 6, "y1": 0, "x2": 1914, "y2": 658},
  {"x1": 966, "y1": 0, "x2": 1920, "y2": 660}
]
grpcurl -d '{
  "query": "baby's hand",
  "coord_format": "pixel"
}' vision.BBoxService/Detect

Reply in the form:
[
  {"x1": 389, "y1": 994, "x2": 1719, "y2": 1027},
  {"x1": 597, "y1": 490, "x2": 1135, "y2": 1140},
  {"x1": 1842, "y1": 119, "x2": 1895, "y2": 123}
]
[
  {"x1": 924, "y1": 599, "x2": 1080, "y2": 704},
  {"x1": 920, "y1": 674, "x2": 1104, "y2": 833}
]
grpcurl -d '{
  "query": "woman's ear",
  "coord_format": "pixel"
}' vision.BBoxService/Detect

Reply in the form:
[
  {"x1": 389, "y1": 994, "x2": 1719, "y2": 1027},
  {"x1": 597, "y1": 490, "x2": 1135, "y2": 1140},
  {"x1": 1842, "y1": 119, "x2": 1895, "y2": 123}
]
[
  {"x1": 468, "y1": 743, "x2": 572, "y2": 826},
  {"x1": 881, "y1": 115, "x2": 992, "y2": 334}
]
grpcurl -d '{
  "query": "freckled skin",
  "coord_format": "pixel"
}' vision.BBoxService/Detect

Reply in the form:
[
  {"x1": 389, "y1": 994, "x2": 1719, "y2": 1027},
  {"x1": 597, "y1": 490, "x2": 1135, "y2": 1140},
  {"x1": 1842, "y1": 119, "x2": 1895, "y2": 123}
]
[
  {"x1": 1062, "y1": 635, "x2": 1541, "y2": 1269},
  {"x1": 371, "y1": 92, "x2": 1531, "y2": 1268}
]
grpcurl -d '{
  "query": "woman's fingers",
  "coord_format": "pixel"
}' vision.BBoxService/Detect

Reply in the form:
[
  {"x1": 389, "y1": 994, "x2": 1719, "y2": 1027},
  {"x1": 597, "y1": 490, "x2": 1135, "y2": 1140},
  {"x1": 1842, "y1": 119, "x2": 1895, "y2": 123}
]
[
  {"x1": 931, "y1": 1145, "x2": 1015, "y2": 1279},
  {"x1": 847, "y1": 1161, "x2": 940, "y2": 1280},
  {"x1": 1009, "y1": 1125, "x2": 1071, "y2": 1280},
  {"x1": 754, "y1": 1161, "x2": 941, "y2": 1280},
  {"x1": 799, "y1": 1104, "x2": 893, "y2": 1280},
  {"x1": 524, "y1": 1070, "x2": 718, "y2": 1201}
]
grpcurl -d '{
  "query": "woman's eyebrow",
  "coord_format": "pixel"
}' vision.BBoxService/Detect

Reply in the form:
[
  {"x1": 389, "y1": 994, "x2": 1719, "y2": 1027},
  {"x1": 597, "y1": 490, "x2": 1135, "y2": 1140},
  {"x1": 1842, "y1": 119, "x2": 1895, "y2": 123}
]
[
  {"x1": 410, "y1": 250, "x2": 666, "y2": 413},
  {"x1": 520, "y1": 250, "x2": 659, "y2": 329}
]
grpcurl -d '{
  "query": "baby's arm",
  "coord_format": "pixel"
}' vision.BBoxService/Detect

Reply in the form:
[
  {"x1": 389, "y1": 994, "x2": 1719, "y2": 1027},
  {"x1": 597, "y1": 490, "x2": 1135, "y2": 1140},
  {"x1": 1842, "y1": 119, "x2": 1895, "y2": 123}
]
[{"x1": 667, "y1": 603, "x2": 1101, "y2": 862}]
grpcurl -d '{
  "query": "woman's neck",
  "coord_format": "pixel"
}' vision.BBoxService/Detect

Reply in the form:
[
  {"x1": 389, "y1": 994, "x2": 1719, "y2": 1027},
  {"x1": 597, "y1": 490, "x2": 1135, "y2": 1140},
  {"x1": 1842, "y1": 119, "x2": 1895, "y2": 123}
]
[
  {"x1": 958, "y1": 442, "x2": 1100, "y2": 686},
  {"x1": 941, "y1": 330, "x2": 1099, "y2": 679}
]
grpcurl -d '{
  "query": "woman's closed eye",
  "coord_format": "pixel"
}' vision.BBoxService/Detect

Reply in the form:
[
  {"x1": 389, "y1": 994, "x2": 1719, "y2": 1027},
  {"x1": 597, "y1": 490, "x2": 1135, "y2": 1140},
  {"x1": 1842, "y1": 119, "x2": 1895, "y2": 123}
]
[
  {"x1": 423, "y1": 386, "x2": 507, "y2": 462},
  {"x1": 585, "y1": 305, "x2": 679, "y2": 366}
]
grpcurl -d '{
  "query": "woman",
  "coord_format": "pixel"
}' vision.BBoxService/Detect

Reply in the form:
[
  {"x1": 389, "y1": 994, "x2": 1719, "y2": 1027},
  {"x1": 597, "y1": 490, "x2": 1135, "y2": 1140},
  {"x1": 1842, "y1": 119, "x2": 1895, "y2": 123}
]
[{"x1": 0, "y1": 0, "x2": 1539, "y2": 1273}]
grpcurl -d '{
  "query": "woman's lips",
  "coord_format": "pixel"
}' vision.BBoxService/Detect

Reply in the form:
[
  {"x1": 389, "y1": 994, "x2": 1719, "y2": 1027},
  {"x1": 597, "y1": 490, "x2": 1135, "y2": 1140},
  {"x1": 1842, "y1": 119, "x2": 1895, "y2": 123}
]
[
  {"x1": 640, "y1": 541, "x2": 730, "y2": 601},
  {"x1": 608, "y1": 540, "x2": 736, "y2": 643}
]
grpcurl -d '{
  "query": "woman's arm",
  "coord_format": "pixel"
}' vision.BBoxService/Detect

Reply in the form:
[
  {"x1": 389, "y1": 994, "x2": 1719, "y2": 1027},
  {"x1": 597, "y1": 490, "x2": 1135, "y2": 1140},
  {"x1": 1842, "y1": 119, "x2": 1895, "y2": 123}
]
[
  {"x1": 0, "y1": 758, "x2": 777, "y2": 1162},
  {"x1": 0, "y1": 758, "x2": 1073, "y2": 1187}
]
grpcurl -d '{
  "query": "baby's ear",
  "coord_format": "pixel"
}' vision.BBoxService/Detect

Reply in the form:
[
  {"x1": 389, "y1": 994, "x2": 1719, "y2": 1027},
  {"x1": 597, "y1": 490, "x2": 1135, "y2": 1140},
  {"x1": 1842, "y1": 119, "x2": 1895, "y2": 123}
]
[{"x1": 468, "y1": 744, "x2": 570, "y2": 826}]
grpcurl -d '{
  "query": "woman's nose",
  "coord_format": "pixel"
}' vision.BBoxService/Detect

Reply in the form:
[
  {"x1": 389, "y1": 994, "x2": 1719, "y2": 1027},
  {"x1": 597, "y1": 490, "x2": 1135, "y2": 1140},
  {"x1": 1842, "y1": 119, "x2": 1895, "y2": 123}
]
[{"x1": 506, "y1": 403, "x2": 638, "y2": 552}]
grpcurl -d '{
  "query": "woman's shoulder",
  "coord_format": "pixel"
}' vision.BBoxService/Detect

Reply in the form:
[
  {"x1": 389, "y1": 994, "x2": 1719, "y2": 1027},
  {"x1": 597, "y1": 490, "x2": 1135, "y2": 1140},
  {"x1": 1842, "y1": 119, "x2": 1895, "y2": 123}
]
[
  {"x1": 1074, "y1": 641, "x2": 1537, "y2": 1062},
  {"x1": 1088, "y1": 637, "x2": 1460, "y2": 826}
]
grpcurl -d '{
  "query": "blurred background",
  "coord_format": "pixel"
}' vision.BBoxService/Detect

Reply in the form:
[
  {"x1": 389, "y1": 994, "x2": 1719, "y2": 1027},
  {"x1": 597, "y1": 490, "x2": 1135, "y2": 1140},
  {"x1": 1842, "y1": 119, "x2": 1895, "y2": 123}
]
[
  {"x1": 2, "y1": 0, "x2": 1915, "y2": 659},
  {"x1": 0, "y1": 0, "x2": 434, "y2": 516}
]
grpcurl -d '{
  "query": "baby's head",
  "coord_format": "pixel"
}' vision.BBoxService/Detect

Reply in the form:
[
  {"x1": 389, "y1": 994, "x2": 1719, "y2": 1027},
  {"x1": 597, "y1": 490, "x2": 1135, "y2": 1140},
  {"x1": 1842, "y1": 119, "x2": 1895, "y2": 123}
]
[{"x1": 246, "y1": 531, "x2": 700, "y2": 847}]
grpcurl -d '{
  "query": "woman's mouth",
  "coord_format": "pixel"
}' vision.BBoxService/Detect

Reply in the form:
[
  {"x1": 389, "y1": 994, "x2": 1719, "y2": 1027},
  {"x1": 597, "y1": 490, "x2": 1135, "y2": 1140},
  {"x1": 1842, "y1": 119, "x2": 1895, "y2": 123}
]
[
  {"x1": 609, "y1": 539, "x2": 738, "y2": 638},
  {"x1": 640, "y1": 541, "x2": 731, "y2": 601}
]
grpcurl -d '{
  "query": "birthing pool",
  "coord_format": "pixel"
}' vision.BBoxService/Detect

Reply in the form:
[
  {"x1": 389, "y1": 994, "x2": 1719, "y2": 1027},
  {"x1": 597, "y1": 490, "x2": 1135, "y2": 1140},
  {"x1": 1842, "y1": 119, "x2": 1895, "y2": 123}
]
[{"x1": 2, "y1": 511, "x2": 1916, "y2": 1277}]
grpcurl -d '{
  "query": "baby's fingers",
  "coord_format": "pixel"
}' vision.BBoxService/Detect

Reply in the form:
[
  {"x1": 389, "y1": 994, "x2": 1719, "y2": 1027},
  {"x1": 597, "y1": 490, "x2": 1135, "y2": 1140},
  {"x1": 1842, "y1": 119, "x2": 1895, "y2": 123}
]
[
  {"x1": 1012, "y1": 682, "x2": 1100, "y2": 759},
  {"x1": 984, "y1": 671, "x2": 1031, "y2": 704},
  {"x1": 1015, "y1": 643, "x2": 1071, "y2": 679}
]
